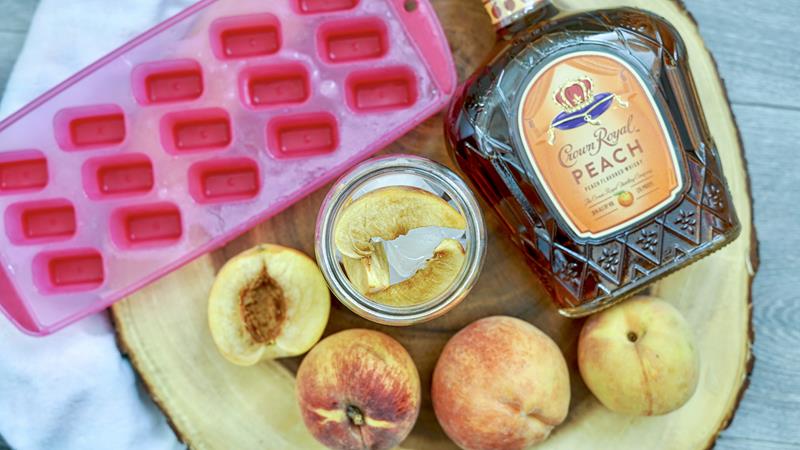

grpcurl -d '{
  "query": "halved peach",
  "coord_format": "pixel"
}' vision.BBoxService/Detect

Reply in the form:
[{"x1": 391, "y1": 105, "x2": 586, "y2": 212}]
[
  {"x1": 208, "y1": 244, "x2": 330, "y2": 366},
  {"x1": 333, "y1": 186, "x2": 466, "y2": 259}
]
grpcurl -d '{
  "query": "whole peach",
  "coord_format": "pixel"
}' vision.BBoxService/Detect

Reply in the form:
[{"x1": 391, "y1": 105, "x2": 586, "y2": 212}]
[
  {"x1": 578, "y1": 296, "x2": 700, "y2": 416},
  {"x1": 432, "y1": 316, "x2": 570, "y2": 450},
  {"x1": 296, "y1": 329, "x2": 421, "y2": 450}
]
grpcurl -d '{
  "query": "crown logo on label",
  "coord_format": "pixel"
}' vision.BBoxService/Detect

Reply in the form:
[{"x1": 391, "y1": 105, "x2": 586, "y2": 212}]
[
  {"x1": 554, "y1": 77, "x2": 596, "y2": 113},
  {"x1": 482, "y1": 0, "x2": 539, "y2": 24},
  {"x1": 546, "y1": 77, "x2": 628, "y2": 145}
]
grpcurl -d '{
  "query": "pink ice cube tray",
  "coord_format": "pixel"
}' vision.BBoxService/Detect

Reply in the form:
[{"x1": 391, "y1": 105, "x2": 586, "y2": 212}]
[{"x1": 0, "y1": 0, "x2": 456, "y2": 336}]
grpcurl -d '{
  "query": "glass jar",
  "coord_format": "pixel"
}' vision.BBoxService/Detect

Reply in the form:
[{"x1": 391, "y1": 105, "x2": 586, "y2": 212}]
[{"x1": 315, "y1": 155, "x2": 486, "y2": 326}]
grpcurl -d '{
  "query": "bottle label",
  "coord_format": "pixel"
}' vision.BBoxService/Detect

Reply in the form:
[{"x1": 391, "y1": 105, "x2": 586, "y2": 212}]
[
  {"x1": 517, "y1": 51, "x2": 685, "y2": 241},
  {"x1": 483, "y1": 0, "x2": 541, "y2": 26}
]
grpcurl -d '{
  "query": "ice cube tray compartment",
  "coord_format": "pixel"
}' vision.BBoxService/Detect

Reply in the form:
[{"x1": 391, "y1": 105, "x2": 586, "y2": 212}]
[
  {"x1": 267, "y1": 112, "x2": 339, "y2": 159},
  {"x1": 82, "y1": 154, "x2": 155, "y2": 199},
  {"x1": 34, "y1": 249, "x2": 105, "y2": 294},
  {"x1": 110, "y1": 203, "x2": 183, "y2": 250},
  {"x1": 189, "y1": 158, "x2": 261, "y2": 204},
  {"x1": 54, "y1": 105, "x2": 127, "y2": 151},
  {"x1": 0, "y1": 0, "x2": 456, "y2": 336},
  {"x1": 346, "y1": 67, "x2": 419, "y2": 112},
  {"x1": 318, "y1": 18, "x2": 389, "y2": 64},
  {"x1": 210, "y1": 14, "x2": 282, "y2": 60},
  {"x1": 5, "y1": 199, "x2": 77, "y2": 245},
  {"x1": 296, "y1": 0, "x2": 361, "y2": 14},
  {"x1": 133, "y1": 59, "x2": 204, "y2": 105},
  {"x1": 240, "y1": 63, "x2": 311, "y2": 109},
  {"x1": 160, "y1": 108, "x2": 232, "y2": 153},
  {"x1": 0, "y1": 151, "x2": 49, "y2": 194}
]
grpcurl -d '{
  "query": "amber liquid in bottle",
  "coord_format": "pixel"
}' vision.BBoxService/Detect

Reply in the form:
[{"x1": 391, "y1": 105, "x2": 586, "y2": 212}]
[{"x1": 445, "y1": 0, "x2": 741, "y2": 317}]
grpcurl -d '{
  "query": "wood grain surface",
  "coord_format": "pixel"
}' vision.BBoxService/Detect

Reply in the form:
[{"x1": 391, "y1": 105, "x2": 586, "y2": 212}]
[
  {"x1": 1, "y1": 0, "x2": 799, "y2": 449},
  {"x1": 111, "y1": 0, "x2": 754, "y2": 449},
  {"x1": 685, "y1": 2, "x2": 800, "y2": 449}
]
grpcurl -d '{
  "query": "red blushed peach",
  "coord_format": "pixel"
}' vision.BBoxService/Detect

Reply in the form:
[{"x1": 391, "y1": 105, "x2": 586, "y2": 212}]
[
  {"x1": 296, "y1": 329, "x2": 421, "y2": 450},
  {"x1": 432, "y1": 316, "x2": 570, "y2": 450}
]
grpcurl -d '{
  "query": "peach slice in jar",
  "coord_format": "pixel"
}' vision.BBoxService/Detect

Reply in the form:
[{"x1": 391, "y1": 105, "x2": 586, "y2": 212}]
[
  {"x1": 334, "y1": 186, "x2": 467, "y2": 305},
  {"x1": 208, "y1": 244, "x2": 330, "y2": 366},
  {"x1": 341, "y1": 243, "x2": 391, "y2": 295},
  {"x1": 333, "y1": 186, "x2": 466, "y2": 259},
  {"x1": 345, "y1": 238, "x2": 466, "y2": 307},
  {"x1": 316, "y1": 155, "x2": 487, "y2": 326}
]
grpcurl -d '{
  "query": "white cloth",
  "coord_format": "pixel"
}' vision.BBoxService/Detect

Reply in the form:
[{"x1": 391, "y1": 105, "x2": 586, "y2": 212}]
[{"x1": 0, "y1": 1, "x2": 198, "y2": 449}]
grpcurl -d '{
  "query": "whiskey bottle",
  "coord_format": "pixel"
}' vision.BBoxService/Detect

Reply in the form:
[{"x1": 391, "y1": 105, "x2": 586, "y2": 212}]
[{"x1": 445, "y1": 0, "x2": 741, "y2": 316}]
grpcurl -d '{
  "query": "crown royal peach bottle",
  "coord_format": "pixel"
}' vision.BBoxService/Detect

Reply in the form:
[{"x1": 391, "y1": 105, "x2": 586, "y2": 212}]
[{"x1": 445, "y1": 0, "x2": 741, "y2": 317}]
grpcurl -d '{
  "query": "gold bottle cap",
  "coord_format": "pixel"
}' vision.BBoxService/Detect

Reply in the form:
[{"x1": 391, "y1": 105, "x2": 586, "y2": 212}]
[{"x1": 482, "y1": 0, "x2": 543, "y2": 27}]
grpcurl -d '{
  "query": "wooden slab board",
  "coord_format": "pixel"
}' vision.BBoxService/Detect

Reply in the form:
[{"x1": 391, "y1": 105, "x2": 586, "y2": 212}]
[{"x1": 112, "y1": 0, "x2": 758, "y2": 449}]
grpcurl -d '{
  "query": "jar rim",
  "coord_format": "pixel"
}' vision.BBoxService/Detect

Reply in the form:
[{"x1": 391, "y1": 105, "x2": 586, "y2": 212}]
[{"x1": 315, "y1": 154, "x2": 487, "y2": 326}]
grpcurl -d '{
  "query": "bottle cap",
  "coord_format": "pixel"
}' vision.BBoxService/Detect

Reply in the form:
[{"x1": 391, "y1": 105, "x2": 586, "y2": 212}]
[{"x1": 482, "y1": 0, "x2": 543, "y2": 27}]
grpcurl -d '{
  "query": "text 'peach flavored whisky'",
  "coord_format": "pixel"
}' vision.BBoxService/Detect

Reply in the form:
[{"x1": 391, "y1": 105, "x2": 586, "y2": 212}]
[{"x1": 445, "y1": 0, "x2": 741, "y2": 317}]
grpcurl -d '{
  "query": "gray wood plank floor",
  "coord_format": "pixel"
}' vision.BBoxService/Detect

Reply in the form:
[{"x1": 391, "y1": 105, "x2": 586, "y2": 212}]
[
  {"x1": 0, "y1": 0, "x2": 37, "y2": 98},
  {"x1": 0, "y1": 0, "x2": 798, "y2": 449}
]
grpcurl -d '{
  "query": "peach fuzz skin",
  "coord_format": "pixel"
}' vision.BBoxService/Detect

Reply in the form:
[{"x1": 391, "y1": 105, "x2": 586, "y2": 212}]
[
  {"x1": 578, "y1": 296, "x2": 700, "y2": 416},
  {"x1": 296, "y1": 329, "x2": 421, "y2": 450},
  {"x1": 432, "y1": 316, "x2": 570, "y2": 450}
]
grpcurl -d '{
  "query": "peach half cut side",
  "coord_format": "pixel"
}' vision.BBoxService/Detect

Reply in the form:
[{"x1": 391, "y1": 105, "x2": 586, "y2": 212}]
[
  {"x1": 208, "y1": 244, "x2": 331, "y2": 366},
  {"x1": 333, "y1": 186, "x2": 467, "y2": 259}
]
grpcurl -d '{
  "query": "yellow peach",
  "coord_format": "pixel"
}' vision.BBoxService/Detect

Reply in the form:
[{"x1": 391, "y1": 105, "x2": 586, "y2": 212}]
[{"x1": 578, "y1": 296, "x2": 700, "y2": 416}]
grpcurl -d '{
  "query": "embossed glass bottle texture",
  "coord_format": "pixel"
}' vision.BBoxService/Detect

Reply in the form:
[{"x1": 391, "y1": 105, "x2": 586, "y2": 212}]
[{"x1": 445, "y1": 0, "x2": 741, "y2": 316}]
